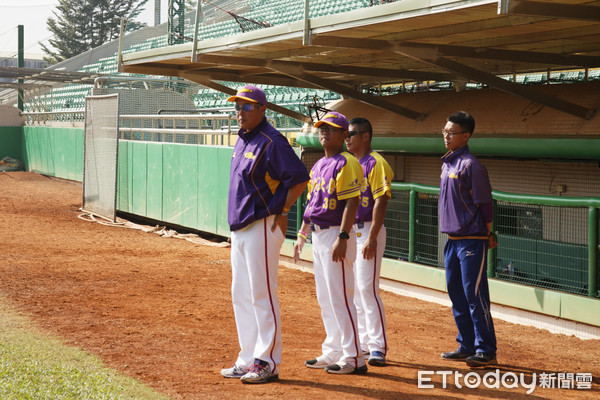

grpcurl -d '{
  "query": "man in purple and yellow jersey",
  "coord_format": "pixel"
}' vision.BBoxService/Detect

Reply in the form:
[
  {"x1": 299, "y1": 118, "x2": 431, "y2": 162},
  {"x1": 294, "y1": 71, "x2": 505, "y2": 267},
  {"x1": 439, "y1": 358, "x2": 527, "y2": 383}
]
[
  {"x1": 438, "y1": 111, "x2": 498, "y2": 368},
  {"x1": 221, "y1": 85, "x2": 309, "y2": 384},
  {"x1": 294, "y1": 111, "x2": 367, "y2": 375},
  {"x1": 345, "y1": 117, "x2": 394, "y2": 367}
]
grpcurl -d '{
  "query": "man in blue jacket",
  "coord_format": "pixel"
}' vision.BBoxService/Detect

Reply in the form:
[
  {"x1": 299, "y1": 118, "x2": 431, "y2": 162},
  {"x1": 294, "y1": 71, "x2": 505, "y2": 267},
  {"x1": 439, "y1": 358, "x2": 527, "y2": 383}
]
[{"x1": 438, "y1": 111, "x2": 498, "y2": 367}]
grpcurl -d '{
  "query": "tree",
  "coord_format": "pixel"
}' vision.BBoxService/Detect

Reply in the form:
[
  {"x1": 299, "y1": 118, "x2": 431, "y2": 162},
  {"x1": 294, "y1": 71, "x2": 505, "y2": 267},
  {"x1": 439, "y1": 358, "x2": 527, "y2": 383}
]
[{"x1": 42, "y1": 0, "x2": 149, "y2": 64}]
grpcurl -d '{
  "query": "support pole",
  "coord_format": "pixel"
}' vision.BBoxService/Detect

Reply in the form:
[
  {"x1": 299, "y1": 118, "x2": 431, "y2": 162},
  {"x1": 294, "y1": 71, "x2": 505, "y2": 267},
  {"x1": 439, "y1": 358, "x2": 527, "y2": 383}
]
[
  {"x1": 408, "y1": 190, "x2": 416, "y2": 262},
  {"x1": 488, "y1": 199, "x2": 498, "y2": 278},
  {"x1": 303, "y1": 0, "x2": 311, "y2": 45},
  {"x1": 588, "y1": 207, "x2": 598, "y2": 297},
  {"x1": 18, "y1": 25, "x2": 24, "y2": 111}
]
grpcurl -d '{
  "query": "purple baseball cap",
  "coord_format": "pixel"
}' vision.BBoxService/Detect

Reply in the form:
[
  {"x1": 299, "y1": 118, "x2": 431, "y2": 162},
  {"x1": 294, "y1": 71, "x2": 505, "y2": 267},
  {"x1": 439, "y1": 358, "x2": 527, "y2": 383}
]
[
  {"x1": 227, "y1": 84, "x2": 267, "y2": 106},
  {"x1": 314, "y1": 111, "x2": 349, "y2": 131}
]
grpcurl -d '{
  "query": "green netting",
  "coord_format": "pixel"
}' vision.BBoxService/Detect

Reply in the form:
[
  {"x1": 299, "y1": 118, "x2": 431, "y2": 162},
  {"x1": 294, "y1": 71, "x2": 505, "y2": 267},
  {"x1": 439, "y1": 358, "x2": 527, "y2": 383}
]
[
  {"x1": 383, "y1": 191, "x2": 410, "y2": 261},
  {"x1": 495, "y1": 202, "x2": 590, "y2": 295}
]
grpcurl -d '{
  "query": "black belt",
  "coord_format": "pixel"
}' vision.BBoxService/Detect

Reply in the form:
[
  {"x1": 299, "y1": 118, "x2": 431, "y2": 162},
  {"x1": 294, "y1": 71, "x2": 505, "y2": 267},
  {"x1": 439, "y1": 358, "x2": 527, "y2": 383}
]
[{"x1": 356, "y1": 221, "x2": 364, "y2": 229}]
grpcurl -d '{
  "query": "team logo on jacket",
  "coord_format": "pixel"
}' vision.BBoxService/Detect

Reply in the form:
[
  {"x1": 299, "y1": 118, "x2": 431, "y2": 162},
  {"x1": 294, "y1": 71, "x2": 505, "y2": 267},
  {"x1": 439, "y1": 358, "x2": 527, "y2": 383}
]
[
  {"x1": 244, "y1": 152, "x2": 256, "y2": 160},
  {"x1": 312, "y1": 177, "x2": 336, "y2": 194}
]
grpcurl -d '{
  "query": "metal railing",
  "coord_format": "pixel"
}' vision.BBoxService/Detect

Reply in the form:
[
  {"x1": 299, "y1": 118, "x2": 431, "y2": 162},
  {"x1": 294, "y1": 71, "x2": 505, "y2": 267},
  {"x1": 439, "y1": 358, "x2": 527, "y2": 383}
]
[
  {"x1": 119, "y1": 113, "x2": 236, "y2": 146},
  {"x1": 118, "y1": 114, "x2": 301, "y2": 146},
  {"x1": 22, "y1": 111, "x2": 86, "y2": 125},
  {"x1": 290, "y1": 183, "x2": 599, "y2": 298},
  {"x1": 22, "y1": 109, "x2": 303, "y2": 146}
]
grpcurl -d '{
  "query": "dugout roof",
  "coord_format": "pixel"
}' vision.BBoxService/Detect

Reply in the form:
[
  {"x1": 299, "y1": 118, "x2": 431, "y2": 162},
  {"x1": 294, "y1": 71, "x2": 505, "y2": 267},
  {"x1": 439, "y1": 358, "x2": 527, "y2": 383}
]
[{"x1": 120, "y1": 0, "x2": 600, "y2": 123}]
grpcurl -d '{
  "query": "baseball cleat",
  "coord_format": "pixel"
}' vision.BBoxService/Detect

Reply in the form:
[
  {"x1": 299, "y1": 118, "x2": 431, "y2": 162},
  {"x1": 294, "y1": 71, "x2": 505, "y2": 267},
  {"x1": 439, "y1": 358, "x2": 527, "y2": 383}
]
[
  {"x1": 466, "y1": 353, "x2": 497, "y2": 367},
  {"x1": 220, "y1": 364, "x2": 248, "y2": 378},
  {"x1": 305, "y1": 356, "x2": 329, "y2": 369},
  {"x1": 367, "y1": 350, "x2": 386, "y2": 366},
  {"x1": 240, "y1": 359, "x2": 279, "y2": 384},
  {"x1": 324, "y1": 362, "x2": 368, "y2": 375},
  {"x1": 441, "y1": 348, "x2": 475, "y2": 361}
]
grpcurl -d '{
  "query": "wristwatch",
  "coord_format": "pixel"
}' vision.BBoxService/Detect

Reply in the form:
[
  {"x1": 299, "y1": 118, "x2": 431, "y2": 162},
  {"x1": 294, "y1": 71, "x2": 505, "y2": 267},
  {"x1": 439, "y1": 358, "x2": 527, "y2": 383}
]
[{"x1": 338, "y1": 230, "x2": 350, "y2": 240}]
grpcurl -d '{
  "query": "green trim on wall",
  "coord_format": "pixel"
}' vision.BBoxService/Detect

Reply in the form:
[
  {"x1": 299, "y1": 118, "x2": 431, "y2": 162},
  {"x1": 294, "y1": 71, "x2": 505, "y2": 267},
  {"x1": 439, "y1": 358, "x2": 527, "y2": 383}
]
[
  {"x1": 0, "y1": 127, "x2": 23, "y2": 161},
  {"x1": 296, "y1": 134, "x2": 600, "y2": 160}
]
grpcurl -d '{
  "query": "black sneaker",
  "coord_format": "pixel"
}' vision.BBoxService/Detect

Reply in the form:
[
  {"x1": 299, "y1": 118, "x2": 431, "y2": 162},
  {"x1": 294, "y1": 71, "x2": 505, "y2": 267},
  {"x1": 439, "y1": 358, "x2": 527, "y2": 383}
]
[
  {"x1": 466, "y1": 353, "x2": 497, "y2": 367},
  {"x1": 324, "y1": 362, "x2": 368, "y2": 375},
  {"x1": 441, "y1": 348, "x2": 475, "y2": 361}
]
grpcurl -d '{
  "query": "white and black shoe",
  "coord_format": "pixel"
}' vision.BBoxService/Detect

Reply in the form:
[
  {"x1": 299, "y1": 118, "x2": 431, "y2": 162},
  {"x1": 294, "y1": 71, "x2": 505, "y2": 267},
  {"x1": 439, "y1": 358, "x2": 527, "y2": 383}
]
[
  {"x1": 305, "y1": 356, "x2": 330, "y2": 369},
  {"x1": 220, "y1": 364, "x2": 248, "y2": 378},
  {"x1": 324, "y1": 362, "x2": 367, "y2": 375}
]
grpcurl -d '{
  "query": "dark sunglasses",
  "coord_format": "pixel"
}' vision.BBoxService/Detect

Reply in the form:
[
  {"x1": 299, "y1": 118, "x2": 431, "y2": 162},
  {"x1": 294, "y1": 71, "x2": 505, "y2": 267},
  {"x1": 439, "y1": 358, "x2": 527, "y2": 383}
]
[
  {"x1": 348, "y1": 130, "x2": 367, "y2": 137},
  {"x1": 235, "y1": 103, "x2": 260, "y2": 112}
]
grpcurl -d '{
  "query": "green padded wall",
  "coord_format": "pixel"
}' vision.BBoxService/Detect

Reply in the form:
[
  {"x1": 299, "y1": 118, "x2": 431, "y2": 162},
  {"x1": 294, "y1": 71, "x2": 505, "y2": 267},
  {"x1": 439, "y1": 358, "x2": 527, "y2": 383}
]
[
  {"x1": 0, "y1": 127, "x2": 22, "y2": 161},
  {"x1": 116, "y1": 141, "x2": 232, "y2": 237},
  {"x1": 21, "y1": 126, "x2": 84, "y2": 182}
]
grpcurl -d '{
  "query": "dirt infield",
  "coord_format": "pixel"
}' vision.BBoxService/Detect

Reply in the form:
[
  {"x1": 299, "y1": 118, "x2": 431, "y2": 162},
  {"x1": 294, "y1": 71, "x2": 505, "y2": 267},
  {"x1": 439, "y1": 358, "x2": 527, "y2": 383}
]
[{"x1": 1, "y1": 171, "x2": 599, "y2": 399}]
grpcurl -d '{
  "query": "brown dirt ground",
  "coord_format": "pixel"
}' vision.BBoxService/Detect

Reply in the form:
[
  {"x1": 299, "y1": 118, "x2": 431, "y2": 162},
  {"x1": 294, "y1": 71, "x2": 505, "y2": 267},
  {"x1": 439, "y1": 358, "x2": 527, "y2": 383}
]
[{"x1": 0, "y1": 171, "x2": 599, "y2": 400}]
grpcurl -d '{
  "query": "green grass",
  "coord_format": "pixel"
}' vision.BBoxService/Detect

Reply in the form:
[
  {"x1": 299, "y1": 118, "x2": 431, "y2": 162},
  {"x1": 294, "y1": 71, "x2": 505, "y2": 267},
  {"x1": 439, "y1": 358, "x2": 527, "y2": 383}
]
[{"x1": 0, "y1": 296, "x2": 170, "y2": 400}]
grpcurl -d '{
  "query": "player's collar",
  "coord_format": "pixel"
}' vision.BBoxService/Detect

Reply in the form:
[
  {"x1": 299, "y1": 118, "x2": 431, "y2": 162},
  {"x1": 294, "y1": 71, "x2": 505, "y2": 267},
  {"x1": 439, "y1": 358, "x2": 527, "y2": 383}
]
[
  {"x1": 238, "y1": 117, "x2": 268, "y2": 141},
  {"x1": 441, "y1": 145, "x2": 469, "y2": 163}
]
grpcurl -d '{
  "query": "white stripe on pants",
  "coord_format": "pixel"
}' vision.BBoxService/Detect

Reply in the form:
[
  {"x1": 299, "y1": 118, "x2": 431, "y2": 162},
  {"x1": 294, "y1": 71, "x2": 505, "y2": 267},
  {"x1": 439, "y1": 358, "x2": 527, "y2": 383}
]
[
  {"x1": 230, "y1": 215, "x2": 284, "y2": 373},
  {"x1": 312, "y1": 227, "x2": 365, "y2": 367}
]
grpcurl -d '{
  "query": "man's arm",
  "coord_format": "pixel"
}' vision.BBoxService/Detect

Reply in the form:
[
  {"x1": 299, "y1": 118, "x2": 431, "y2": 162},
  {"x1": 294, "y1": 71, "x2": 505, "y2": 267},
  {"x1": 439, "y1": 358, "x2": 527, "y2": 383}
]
[
  {"x1": 332, "y1": 196, "x2": 359, "y2": 262},
  {"x1": 362, "y1": 195, "x2": 389, "y2": 260},
  {"x1": 293, "y1": 220, "x2": 310, "y2": 263},
  {"x1": 272, "y1": 180, "x2": 309, "y2": 234}
]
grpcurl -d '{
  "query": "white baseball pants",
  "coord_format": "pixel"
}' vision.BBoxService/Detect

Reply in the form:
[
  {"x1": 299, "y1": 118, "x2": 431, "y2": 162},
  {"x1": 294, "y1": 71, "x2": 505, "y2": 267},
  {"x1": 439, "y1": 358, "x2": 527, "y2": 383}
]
[
  {"x1": 311, "y1": 226, "x2": 365, "y2": 368},
  {"x1": 353, "y1": 222, "x2": 388, "y2": 354},
  {"x1": 230, "y1": 215, "x2": 284, "y2": 374}
]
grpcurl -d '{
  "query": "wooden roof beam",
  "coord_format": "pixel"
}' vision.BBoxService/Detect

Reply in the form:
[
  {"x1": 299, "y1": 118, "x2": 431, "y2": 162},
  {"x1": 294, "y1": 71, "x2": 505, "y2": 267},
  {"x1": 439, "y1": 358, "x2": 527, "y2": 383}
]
[
  {"x1": 410, "y1": 56, "x2": 597, "y2": 120},
  {"x1": 312, "y1": 35, "x2": 597, "y2": 120},
  {"x1": 123, "y1": 63, "x2": 321, "y2": 89},
  {"x1": 189, "y1": 54, "x2": 454, "y2": 82},
  {"x1": 267, "y1": 61, "x2": 426, "y2": 122},
  {"x1": 403, "y1": 42, "x2": 600, "y2": 68},
  {"x1": 313, "y1": 36, "x2": 600, "y2": 68},
  {"x1": 499, "y1": 0, "x2": 600, "y2": 22}
]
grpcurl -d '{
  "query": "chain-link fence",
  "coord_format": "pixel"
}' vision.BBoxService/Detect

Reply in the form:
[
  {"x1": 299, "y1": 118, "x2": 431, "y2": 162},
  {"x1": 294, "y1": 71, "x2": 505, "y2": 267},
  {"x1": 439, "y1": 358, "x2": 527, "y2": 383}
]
[
  {"x1": 495, "y1": 202, "x2": 591, "y2": 295},
  {"x1": 292, "y1": 180, "x2": 599, "y2": 298}
]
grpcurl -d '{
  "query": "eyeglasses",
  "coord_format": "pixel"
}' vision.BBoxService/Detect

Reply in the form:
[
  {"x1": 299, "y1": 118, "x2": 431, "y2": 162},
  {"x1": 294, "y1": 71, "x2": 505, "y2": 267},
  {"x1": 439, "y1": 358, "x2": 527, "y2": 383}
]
[
  {"x1": 441, "y1": 129, "x2": 468, "y2": 137},
  {"x1": 348, "y1": 130, "x2": 367, "y2": 137},
  {"x1": 235, "y1": 103, "x2": 260, "y2": 112},
  {"x1": 317, "y1": 125, "x2": 341, "y2": 133}
]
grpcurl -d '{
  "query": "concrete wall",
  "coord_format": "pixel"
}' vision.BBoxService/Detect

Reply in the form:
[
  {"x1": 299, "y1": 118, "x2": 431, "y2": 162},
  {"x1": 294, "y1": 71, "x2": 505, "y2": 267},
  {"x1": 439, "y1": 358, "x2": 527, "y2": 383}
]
[{"x1": 0, "y1": 105, "x2": 23, "y2": 127}]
